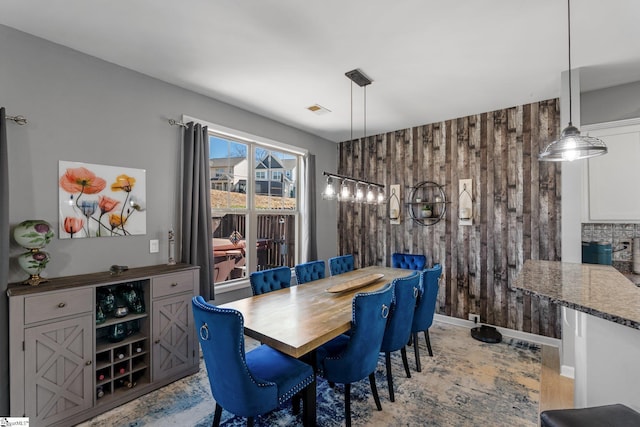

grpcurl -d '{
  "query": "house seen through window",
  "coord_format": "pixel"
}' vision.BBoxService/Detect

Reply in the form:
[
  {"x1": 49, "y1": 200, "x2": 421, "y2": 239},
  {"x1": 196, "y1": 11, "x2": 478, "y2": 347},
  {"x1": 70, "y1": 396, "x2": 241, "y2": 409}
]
[{"x1": 209, "y1": 133, "x2": 299, "y2": 285}]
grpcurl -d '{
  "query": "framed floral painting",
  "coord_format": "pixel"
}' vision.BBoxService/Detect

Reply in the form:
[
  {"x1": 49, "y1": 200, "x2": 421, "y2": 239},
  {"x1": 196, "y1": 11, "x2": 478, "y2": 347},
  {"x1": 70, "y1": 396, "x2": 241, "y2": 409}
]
[{"x1": 58, "y1": 161, "x2": 146, "y2": 239}]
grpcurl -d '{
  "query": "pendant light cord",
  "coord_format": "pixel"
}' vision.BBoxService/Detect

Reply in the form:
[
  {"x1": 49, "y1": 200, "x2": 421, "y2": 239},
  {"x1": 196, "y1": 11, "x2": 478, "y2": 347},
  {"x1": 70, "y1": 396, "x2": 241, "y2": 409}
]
[
  {"x1": 567, "y1": 0, "x2": 573, "y2": 126},
  {"x1": 364, "y1": 85, "x2": 367, "y2": 139},
  {"x1": 350, "y1": 80, "x2": 354, "y2": 141}
]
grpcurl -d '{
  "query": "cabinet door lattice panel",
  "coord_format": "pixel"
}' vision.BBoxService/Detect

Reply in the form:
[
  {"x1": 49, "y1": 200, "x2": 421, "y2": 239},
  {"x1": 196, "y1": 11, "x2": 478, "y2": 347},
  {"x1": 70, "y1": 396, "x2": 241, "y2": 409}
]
[
  {"x1": 24, "y1": 315, "x2": 93, "y2": 426},
  {"x1": 153, "y1": 294, "x2": 194, "y2": 381}
]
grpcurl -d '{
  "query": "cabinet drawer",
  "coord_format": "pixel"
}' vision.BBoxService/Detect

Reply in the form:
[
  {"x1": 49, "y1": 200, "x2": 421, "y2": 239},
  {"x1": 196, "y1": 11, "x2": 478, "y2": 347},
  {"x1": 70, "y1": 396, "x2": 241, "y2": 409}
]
[
  {"x1": 24, "y1": 288, "x2": 93, "y2": 324},
  {"x1": 152, "y1": 271, "x2": 194, "y2": 298}
]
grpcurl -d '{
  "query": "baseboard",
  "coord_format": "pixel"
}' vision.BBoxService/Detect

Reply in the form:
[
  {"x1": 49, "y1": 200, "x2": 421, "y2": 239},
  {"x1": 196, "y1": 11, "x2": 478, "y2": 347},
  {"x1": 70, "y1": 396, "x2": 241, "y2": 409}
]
[
  {"x1": 434, "y1": 314, "x2": 561, "y2": 348},
  {"x1": 215, "y1": 278, "x2": 250, "y2": 294},
  {"x1": 560, "y1": 365, "x2": 575, "y2": 379}
]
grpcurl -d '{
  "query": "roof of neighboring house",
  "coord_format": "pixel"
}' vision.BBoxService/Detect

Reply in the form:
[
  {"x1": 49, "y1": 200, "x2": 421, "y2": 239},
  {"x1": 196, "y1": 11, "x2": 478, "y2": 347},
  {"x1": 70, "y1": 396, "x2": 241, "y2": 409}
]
[
  {"x1": 209, "y1": 157, "x2": 245, "y2": 168},
  {"x1": 256, "y1": 155, "x2": 298, "y2": 171},
  {"x1": 256, "y1": 155, "x2": 283, "y2": 170},
  {"x1": 211, "y1": 173, "x2": 234, "y2": 182}
]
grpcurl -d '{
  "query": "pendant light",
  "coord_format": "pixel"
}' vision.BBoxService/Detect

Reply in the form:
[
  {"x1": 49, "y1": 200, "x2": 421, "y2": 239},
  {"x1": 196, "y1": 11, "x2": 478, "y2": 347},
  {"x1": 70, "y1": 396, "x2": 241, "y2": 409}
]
[
  {"x1": 322, "y1": 69, "x2": 385, "y2": 204},
  {"x1": 538, "y1": 0, "x2": 607, "y2": 162},
  {"x1": 322, "y1": 175, "x2": 336, "y2": 200}
]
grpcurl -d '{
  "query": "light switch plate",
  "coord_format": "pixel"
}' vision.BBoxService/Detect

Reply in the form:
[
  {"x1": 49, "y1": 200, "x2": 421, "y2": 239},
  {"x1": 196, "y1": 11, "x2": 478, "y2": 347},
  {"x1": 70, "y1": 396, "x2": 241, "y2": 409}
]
[{"x1": 149, "y1": 239, "x2": 159, "y2": 253}]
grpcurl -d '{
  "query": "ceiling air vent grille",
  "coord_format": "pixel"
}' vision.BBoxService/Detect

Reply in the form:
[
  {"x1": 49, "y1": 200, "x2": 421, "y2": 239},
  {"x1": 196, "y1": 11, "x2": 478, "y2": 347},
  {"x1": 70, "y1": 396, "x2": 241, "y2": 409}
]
[{"x1": 306, "y1": 104, "x2": 331, "y2": 115}]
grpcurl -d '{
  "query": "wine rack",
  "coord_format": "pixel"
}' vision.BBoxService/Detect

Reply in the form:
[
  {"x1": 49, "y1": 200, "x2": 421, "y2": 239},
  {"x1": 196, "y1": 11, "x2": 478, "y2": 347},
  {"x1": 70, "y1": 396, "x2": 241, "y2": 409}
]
[{"x1": 94, "y1": 279, "x2": 150, "y2": 405}]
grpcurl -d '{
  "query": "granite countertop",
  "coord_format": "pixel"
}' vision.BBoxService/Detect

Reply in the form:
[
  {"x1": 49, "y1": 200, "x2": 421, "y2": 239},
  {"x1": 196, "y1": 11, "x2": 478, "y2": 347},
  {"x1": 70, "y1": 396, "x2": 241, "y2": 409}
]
[{"x1": 513, "y1": 260, "x2": 640, "y2": 330}]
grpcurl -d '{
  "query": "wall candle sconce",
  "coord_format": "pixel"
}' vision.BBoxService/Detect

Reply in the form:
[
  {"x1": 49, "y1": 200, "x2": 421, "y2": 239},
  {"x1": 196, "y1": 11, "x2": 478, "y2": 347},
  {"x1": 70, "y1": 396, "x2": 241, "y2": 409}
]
[
  {"x1": 459, "y1": 179, "x2": 473, "y2": 226},
  {"x1": 389, "y1": 184, "x2": 401, "y2": 224}
]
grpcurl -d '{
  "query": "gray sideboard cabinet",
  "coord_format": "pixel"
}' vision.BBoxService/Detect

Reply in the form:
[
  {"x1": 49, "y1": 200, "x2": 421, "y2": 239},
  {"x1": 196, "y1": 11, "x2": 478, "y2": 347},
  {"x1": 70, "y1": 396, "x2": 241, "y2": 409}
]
[{"x1": 7, "y1": 264, "x2": 200, "y2": 427}]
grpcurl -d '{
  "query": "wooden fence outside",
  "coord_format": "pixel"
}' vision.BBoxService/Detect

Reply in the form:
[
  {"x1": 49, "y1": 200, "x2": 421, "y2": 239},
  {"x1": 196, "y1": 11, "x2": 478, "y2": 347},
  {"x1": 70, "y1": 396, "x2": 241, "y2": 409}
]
[{"x1": 214, "y1": 213, "x2": 296, "y2": 270}]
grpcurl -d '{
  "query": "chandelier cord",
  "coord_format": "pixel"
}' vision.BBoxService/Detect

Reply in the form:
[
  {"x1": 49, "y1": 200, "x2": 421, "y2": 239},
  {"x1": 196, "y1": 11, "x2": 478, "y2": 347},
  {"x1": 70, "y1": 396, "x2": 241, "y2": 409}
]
[
  {"x1": 350, "y1": 80, "x2": 353, "y2": 141},
  {"x1": 364, "y1": 85, "x2": 367, "y2": 139}
]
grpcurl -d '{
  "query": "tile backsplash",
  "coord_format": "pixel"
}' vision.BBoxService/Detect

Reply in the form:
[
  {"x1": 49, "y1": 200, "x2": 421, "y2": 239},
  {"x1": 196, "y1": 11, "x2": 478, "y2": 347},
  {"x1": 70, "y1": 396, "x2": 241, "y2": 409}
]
[{"x1": 582, "y1": 223, "x2": 640, "y2": 272}]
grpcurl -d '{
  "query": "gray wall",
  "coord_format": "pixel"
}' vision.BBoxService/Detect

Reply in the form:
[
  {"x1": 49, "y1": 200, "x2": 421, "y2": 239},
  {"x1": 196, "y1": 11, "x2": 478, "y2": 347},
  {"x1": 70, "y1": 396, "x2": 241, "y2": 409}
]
[
  {"x1": 0, "y1": 24, "x2": 337, "y2": 411},
  {"x1": 581, "y1": 80, "x2": 640, "y2": 125}
]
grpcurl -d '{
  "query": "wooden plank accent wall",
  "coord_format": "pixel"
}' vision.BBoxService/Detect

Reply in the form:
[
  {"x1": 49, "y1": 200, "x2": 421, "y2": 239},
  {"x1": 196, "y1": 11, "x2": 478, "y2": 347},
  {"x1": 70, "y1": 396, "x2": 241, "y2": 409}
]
[{"x1": 336, "y1": 99, "x2": 562, "y2": 338}]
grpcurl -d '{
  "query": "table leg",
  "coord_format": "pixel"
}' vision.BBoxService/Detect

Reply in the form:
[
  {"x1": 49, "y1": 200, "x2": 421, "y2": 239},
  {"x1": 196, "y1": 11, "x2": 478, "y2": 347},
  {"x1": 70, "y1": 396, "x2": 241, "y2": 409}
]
[{"x1": 302, "y1": 377, "x2": 317, "y2": 427}]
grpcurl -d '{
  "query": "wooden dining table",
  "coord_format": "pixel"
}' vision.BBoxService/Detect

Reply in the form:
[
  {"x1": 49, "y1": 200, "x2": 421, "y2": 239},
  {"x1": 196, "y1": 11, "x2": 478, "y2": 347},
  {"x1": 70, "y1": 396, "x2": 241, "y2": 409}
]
[{"x1": 219, "y1": 265, "x2": 414, "y2": 358}]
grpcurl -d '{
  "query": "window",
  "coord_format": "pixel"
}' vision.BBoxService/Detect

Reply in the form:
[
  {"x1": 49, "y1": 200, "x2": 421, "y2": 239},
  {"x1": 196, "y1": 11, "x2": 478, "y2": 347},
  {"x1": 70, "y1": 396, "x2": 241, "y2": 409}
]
[{"x1": 209, "y1": 133, "x2": 300, "y2": 285}]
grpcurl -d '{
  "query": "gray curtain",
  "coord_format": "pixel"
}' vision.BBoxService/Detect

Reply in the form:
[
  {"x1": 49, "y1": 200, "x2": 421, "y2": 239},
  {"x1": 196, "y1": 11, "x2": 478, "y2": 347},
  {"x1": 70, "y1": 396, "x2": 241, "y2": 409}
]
[
  {"x1": 1, "y1": 108, "x2": 10, "y2": 413},
  {"x1": 301, "y1": 153, "x2": 317, "y2": 261},
  {"x1": 181, "y1": 122, "x2": 214, "y2": 301}
]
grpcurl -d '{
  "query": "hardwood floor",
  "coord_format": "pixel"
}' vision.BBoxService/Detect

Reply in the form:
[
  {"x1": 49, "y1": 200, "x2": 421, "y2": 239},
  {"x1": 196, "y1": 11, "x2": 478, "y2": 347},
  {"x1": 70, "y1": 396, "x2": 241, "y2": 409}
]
[{"x1": 539, "y1": 345, "x2": 574, "y2": 417}]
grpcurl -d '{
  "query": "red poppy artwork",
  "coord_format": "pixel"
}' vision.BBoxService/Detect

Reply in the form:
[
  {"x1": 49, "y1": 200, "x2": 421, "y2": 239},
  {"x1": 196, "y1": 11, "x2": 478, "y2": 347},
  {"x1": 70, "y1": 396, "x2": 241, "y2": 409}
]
[{"x1": 59, "y1": 161, "x2": 146, "y2": 238}]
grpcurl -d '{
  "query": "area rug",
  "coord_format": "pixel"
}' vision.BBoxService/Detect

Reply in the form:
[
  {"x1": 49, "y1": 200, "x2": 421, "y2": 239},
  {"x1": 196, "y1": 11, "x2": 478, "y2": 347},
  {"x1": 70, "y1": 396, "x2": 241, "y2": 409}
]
[{"x1": 78, "y1": 322, "x2": 541, "y2": 426}]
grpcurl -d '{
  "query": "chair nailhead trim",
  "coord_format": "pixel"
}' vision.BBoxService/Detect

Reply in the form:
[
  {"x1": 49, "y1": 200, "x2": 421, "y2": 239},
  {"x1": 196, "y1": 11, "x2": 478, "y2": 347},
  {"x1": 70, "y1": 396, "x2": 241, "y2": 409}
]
[
  {"x1": 278, "y1": 375, "x2": 315, "y2": 404},
  {"x1": 193, "y1": 298, "x2": 275, "y2": 389}
]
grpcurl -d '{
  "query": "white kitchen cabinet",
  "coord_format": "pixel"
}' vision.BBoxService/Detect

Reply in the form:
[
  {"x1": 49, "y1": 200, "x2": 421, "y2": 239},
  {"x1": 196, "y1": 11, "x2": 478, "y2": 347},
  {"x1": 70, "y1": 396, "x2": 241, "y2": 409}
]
[{"x1": 582, "y1": 122, "x2": 640, "y2": 222}]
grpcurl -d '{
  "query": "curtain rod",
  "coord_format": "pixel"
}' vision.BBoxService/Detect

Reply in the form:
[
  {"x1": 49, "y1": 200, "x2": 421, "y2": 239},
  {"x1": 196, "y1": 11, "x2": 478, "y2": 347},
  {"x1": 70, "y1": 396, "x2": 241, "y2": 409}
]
[
  {"x1": 6, "y1": 115, "x2": 28, "y2": 125},
  {"x1": 167, "y1": 118, "x2": 187, "y2": 128}
]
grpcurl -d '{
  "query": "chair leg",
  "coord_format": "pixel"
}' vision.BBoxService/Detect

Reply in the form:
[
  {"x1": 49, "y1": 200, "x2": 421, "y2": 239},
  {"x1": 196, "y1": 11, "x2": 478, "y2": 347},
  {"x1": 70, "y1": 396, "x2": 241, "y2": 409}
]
[
  {"x1": 247, "y1": 417, "x2": 254, "y2": 427},
  {"x1": 345, "y1": 383, "x2": 352, "y2": 427},
  {"x1": 292, "y1": 393, "x2": 301, "y2": 414},
  {"x1": 369, "y1": 373, "x2": 382, "y2": 411},
  {"x1": 424, "y1": 329, "x2": 433, "y2": 357},
  {"x1": 385, "y1": 352, "x2": 395, "y2": 402},
  {"x1": 400, "y1": 346, "x2": 411, "y2": 378},
  {"x1": 302, "y1": 378, "x2": 316, "y2": 427},
  {"x1": 212, "y1": 403, "x2": 222, "y2": 427},
  {"x1": 413, "y1": 332, "x2": 422, "y2": 372}
]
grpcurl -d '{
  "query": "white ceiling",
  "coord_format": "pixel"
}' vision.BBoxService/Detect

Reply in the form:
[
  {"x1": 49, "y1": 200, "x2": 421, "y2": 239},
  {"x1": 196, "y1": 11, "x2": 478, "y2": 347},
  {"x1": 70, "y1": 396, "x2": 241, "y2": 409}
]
[{"x1": 2, "y1": 0, "x2": 640, "y2": 142}]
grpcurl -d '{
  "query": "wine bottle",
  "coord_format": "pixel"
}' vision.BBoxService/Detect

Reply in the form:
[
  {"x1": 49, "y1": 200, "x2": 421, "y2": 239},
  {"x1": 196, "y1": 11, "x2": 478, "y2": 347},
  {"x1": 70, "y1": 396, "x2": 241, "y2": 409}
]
[{"x1": 122, "y1": 380, "x2": 136, "y2": 388}]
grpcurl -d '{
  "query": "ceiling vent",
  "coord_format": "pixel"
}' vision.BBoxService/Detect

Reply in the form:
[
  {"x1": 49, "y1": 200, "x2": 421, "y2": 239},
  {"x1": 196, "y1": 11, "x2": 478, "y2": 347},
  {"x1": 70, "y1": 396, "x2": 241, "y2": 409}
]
[{"x1": 306, "y1": 104, "x2": 331, "y2": 115}]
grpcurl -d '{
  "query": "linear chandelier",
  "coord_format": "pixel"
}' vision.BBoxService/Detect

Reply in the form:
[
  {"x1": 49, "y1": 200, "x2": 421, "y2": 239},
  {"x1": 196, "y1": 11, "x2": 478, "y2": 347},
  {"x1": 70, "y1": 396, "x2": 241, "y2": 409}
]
[
  {"x1": 322, "y1": 69, "x2": 384, "y2": 204},
  {"x1": 538, "y1": 0, "x2": 607, "y2": 162},
  {"x1": 322, "y1": 171, "x2": 385, "y2": 204}
]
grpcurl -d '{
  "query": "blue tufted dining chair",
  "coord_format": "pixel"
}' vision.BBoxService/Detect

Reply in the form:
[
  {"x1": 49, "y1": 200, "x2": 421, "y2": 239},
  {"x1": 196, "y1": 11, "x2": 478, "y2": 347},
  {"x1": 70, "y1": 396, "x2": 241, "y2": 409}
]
[
  {"x1": 192, "y1": 296, "x2": 316, "y2": 427},
  {"x1": 410, "y1": 264, "x2": 442, "y2": 372},
  {"x1": 249, "y1": 266, "x2": 291, "y2": 296},
  {"x1": 391, "y1": 253, "x2": 427, "y2": 270},
  {"x1": 379, "y1": 272, "x2": 420, "y2": 402},
  {"x1": 316, "y1": 283, "x2": 394, "y2": 427},
  {"x1": 328, "y1": 254, "x2": 355, "y2": 276},
  {"x1": 294, "y1": 260, "x2": 326, "y2": 285}
]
